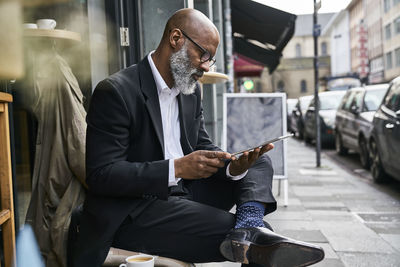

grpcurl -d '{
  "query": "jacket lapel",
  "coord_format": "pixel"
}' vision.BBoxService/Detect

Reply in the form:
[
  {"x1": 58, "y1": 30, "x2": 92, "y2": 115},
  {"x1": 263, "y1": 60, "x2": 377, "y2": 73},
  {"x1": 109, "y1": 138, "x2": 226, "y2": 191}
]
[{"x1": 138, "y1": 58, "x2": 165, "y2": 155}]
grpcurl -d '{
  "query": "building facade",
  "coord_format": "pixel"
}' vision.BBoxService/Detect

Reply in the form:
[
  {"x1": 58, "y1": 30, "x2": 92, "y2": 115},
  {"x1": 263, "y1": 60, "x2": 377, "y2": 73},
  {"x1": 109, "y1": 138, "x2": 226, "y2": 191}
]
[
  {"x1": 261, "y1": 13, "x2": 334, "y2": 98},
  {"x1": 366, "y1": 0, "x2": 385, "y2": 83},
  {"x1": 323, "y1": 10, "x2": 352, "y2": 77},
  {"x1": 382, "y1": 0, "x2": 400, "y2": 81},
  {"x1": 348, "y1": 0, "x2": 369, "y2": 80}
]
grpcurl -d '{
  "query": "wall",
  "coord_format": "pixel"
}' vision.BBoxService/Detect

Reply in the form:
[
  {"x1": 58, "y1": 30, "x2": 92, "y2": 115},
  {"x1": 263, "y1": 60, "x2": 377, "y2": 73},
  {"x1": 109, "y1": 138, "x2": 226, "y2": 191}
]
[
  {"x1": 330, "y1": 11, "x2": 351, "y2": 76},
  {"x1": 366, "y1": 0, "x2": 384, "y2": 83},
  {"x1": 382, "y1": 0, "x2": 400, "y2": 81}
]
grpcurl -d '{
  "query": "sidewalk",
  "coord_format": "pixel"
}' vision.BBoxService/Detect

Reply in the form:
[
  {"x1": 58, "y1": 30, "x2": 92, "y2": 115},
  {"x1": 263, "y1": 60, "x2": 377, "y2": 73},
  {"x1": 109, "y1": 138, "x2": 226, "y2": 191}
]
[{"x1": 198, "y1": 138, "x2": 400, "y2": 267}]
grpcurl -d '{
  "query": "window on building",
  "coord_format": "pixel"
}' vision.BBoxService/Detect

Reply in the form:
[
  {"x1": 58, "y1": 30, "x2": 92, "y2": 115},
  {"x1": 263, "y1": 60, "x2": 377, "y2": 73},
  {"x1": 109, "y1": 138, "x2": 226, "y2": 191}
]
[
  {"x1": 277, "y1": 80, "x2": 285, "y2": 92},
  {"x1": 384, "y1": 0, "x2": 391, "y2": 12},
  {"x1": 385, "y1": 24, "x2": 392, "y2": 40},
  {"x1": 295, "y1": 43, "x2": 301, "y2": 57},
  {"x1": 386, "y1": 51, "x2": 393, "y2": 69},
  {"x1": 395, "y1": 47, "x2": 400, "y2": 67},
  {"x1": 300, "y1": 80, "x2": 307, "y2": 93},
  {"x1": 321, "y1": 42, "x2": 327, "y2": 55},
  {"x1": 394, "y1": 16, "x2": 400, "y2": 35}
]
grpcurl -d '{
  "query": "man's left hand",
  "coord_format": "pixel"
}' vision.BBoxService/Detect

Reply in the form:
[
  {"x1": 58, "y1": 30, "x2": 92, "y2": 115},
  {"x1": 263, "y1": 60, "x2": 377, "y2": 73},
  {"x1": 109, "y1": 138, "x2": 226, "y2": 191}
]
[{"x1": 229, "y1": 143, "x2": 274, "y2": 176}]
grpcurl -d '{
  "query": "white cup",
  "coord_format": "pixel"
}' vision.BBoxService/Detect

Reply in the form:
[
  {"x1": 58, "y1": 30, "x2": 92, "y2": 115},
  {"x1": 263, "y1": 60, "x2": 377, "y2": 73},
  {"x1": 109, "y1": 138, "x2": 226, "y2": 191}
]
[
  {"x1": 36, "y1": 19, "x2": 56, "y2": 29},
  {"x1": 23, "y1": 23, "x2": 37, "y2": 29},
  {"x1": 119, "y1": 255, "x2": 155, "y2": 267}
]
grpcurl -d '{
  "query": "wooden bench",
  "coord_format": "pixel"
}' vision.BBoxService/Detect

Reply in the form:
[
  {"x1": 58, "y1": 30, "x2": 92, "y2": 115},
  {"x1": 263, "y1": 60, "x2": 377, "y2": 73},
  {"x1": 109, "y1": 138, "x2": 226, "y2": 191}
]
[{"x1": 0, "y1": 92, "x2": 16, "y2": 267}]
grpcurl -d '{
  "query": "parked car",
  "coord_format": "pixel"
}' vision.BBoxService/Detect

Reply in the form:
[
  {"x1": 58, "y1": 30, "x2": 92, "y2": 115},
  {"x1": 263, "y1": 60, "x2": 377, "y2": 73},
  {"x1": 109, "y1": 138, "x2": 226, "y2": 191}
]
[
  {"x1": 327, "y1": 77, "x2": 361, "y2": 91},
  {"x1": 369, "y1": 77, "x2": 400, "y2": 183},
  {"x1": 334, "y1": 84, "x2": 389, "y2": 169},
  {"x1": 303, "y1": 91, "x2": 346, "y2": 145},
  {"x1": 287, "y1": 98, "x2": 298, "y2": 132},
  {"x1": 290, "y1": 95, "x2": 313, "y2": 139}
]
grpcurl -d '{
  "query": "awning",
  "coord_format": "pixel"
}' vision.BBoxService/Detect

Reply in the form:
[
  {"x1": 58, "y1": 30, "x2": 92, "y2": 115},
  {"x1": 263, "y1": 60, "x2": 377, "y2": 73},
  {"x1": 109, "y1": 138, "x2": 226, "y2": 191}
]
[
  {"x1": 231, "y1": 0, "x2": 297, "y2": 73},
  {"x1": 234, "y1": 53, "x2": 264, "y2": 77}
]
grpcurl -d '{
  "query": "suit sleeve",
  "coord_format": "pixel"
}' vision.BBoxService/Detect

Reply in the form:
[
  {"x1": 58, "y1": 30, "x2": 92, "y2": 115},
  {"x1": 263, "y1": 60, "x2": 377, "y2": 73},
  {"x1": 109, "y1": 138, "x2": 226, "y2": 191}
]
[{"x1": 85, "y1": 80, "x2": 169, "y2": 199}]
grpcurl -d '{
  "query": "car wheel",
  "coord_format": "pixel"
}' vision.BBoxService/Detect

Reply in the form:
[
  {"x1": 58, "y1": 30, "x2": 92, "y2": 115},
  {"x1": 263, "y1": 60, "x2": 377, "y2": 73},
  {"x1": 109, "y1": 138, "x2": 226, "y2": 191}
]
[
  {"x1": 369, "y1": 139, "x2": 388, "y2": 183},
  {"x1": 359, "y1": 137, "x2": 370, "y2": 169},
  {"x1": 298, "y1": 127, "x2": 304, "y2": 139},
  {"x1": 335, "y1": 131, "x2": 348, "y2": 155},
  {"x1": 304, "y1": 130, "x2": 312, "y2": 144}
]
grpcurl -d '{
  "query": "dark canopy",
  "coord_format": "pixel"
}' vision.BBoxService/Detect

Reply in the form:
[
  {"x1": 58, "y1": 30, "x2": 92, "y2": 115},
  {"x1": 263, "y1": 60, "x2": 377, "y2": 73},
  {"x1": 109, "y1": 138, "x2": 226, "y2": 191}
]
[{"x1": 231, "y1": 0, "x2": 297, "y2": 73}]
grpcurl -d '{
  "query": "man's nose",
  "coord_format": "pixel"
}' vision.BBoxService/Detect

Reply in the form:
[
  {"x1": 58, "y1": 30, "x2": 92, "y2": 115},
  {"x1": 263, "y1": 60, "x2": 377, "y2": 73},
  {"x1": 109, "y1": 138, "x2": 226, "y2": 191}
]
[{"x1": 199, "y1": 61, "x2": 210, "y2": 72}]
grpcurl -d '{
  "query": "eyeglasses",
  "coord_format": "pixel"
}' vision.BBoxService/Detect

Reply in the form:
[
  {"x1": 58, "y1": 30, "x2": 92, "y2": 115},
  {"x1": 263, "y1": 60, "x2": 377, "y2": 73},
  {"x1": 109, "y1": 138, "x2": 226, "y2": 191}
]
[{"x1": 180, "y1": 29, "x2": 216, "y2": 67}]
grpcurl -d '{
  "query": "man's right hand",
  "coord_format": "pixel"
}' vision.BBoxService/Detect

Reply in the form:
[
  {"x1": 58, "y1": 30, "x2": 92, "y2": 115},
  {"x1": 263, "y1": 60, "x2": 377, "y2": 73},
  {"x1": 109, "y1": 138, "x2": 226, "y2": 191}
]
[{"x1": 174, "y1": 150, "x2": 231, "y2": 179}]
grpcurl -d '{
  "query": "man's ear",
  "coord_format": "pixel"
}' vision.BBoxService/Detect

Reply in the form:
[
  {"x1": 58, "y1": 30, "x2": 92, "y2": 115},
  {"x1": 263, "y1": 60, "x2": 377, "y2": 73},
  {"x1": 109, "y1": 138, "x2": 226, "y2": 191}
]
[{"x1": 170, "y1": 29, "x2": 183, "y2": 49}]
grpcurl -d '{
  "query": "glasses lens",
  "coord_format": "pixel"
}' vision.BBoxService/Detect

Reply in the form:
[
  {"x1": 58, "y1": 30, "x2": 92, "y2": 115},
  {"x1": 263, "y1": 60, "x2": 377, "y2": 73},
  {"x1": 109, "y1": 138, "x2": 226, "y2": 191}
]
[{"x1": 200, "y1": 51, "x2": 211, "y2": 62}]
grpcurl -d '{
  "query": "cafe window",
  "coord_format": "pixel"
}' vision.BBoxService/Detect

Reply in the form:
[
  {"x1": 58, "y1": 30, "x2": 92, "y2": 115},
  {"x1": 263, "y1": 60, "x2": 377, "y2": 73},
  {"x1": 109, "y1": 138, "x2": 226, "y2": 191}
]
[
  {"x1": 385, "y1": 24, "x2": 392, "y2": 40},
  {"x1": 395, "y1": 47, "x2": 400, "y2": 67},
  {"x1": 295, "y1": 43, "x2": 301, "y2": 57},
  {"x1": 386, "y1": 51, "x2": 393, "y2": 69},
  {"x1": 394, "y1": 16, "x2": 400, "y2": 35},
  {"x1": 277, "y1": 80, "x2": 285, "y2": 92},
  {"x1": 384, "y1": 0, "x2": 391, "y2": 12},
  {"x1": 300, "y1": 80, "x2": 307, "y2": 92},
  {"x1": 321, "y1": 42, "x2": 327, "y2": 55}
]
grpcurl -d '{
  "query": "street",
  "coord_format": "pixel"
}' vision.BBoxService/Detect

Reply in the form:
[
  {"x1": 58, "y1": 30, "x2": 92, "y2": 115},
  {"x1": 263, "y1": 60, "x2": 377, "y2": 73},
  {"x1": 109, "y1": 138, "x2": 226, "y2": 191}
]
[
  {"x1": 197, "y1": 137, "x2": 400, "y2": 267},
  {"x1": 323, "y1": 146, "x2": 400, "y2": 203},
  {"x1": 270, "y1": 137, "x2": 400, "y2": 267}
]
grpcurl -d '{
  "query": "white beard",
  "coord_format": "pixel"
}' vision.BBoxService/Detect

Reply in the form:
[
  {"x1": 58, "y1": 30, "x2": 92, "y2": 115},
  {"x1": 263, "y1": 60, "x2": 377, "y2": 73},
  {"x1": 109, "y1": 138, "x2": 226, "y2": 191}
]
[{"x1": 170, "y1": 43, "x2": 203, "y2": 95}]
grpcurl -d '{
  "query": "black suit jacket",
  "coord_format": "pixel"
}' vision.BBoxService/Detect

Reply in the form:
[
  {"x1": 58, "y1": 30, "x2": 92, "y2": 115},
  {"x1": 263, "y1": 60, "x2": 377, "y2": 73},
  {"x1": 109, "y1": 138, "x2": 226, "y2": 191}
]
[{"x1": 81, "y1": 57, "x2": 227, "y2": 249}]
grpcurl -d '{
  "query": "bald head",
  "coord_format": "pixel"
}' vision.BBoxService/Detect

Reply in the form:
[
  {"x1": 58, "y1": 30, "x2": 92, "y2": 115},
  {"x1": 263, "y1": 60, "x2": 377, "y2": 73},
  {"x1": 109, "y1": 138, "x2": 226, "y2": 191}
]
[{"x1": 162, "y1": 8, "x2": 219, "y2": 42}]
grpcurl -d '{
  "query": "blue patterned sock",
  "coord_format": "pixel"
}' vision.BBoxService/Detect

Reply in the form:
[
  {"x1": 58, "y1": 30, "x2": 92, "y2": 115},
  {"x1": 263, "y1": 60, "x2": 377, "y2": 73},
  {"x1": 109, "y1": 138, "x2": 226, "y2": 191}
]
[{"x1": 234, "y1": 201, "x2": 266, "y2": 229}]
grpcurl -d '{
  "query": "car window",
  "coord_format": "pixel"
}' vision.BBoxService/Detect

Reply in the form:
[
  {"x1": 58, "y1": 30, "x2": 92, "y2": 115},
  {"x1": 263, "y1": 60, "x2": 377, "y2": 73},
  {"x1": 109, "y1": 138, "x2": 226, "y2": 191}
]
[
  {"x1": 319, "y1": 92, "x2": 346, "y2": 110},
  {"x1": 343, "y1": 91, "x2": 357, "y2": 110},
  {"x1": 339, "y1": 91, "x2": 351, "y2": 110},
  {"x1": 300, "y1": 97, "x2": 312, "y2": 113},
  {"x1": 350, "y1": 91, "x2": 363, "y2": 111},
  {"x1": 384, "y1": 83, "x2": 400, "y2": 111},
  {"x1": 363, "y1": 89, "x2": 387, "y2": 111}
]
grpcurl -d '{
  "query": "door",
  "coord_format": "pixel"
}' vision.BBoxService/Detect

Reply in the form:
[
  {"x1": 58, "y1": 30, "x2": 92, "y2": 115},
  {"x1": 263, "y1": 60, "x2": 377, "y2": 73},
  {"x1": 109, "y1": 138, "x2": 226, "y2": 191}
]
[{"x1": 381, "y1": 83, "x2": 400, "y2": 174}]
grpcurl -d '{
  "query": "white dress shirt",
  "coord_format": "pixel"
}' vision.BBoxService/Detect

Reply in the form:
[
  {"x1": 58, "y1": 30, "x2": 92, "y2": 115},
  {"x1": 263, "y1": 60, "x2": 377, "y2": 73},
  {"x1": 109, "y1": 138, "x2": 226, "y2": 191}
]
[{"x1": 147, "y1": 52, "x2": 247, "y2": 187}]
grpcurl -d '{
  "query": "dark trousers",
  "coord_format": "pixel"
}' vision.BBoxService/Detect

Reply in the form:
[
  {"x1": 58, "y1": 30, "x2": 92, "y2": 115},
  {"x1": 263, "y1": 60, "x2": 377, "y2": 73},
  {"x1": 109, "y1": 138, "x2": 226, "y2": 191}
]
[{"x1": 72, "y1": 155, "x2": 276, "y2": 266}]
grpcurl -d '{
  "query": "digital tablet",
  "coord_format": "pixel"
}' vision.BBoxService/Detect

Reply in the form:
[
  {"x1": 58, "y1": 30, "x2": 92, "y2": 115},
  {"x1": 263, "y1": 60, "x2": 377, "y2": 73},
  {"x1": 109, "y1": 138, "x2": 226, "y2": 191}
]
[{"x1": 231, "y1": 133, "x2": 294, "y2": 156}]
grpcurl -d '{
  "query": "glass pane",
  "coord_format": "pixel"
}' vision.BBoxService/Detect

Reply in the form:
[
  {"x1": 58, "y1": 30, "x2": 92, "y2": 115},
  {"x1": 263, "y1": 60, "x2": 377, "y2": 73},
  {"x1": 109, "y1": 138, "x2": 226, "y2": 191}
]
[
  {"x1": 319, "y1": 92, "x2": 346, "y2": 110},
  {"x1": 364, "y1": 89, "x2": 387, "y2": 111},
  {"x1": 140, "y1": 0, "x2": 186, "y2": 57}
]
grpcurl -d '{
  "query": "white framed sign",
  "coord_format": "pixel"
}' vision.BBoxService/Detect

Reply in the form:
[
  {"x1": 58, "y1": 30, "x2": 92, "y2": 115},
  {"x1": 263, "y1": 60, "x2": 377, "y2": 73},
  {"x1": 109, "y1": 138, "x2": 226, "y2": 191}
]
[{"x1": 223, "y1": 93, "x2": 288, "y2": 179}]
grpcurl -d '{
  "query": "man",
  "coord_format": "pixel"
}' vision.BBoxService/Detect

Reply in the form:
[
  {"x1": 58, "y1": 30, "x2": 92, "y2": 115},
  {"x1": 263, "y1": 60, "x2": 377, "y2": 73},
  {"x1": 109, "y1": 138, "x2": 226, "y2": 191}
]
[{"x1": 70, "y1": 8, "x2": 324, "y2": 267}]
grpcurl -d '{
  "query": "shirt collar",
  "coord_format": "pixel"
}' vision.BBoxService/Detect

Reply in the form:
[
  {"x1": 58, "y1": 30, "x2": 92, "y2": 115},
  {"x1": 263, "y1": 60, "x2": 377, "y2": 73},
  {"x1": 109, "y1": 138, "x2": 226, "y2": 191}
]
[{"x1": 148, "y1": 51, "x2": 179, "y2": 97}]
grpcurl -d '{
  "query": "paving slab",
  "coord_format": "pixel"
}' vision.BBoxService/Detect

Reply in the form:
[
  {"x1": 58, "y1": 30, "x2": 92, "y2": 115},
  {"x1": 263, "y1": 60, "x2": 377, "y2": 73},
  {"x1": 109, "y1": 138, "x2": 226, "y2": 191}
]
[
  {"x1": 266, "y1": 211, "x2": 313, "y2": 221},
  {"x1": 291, "y1": 186, "x2": 333, "y2": 197},
  {"x1": 337, "y1": 252, "x2": 400, "y2": 267},
  {"x1": 356, "y1": 212, "x2": 400, "y2": 223},
  {"x1": 309, "y1": 210, "x2": 357, "y2": 221},
  {"x1": 302, "y1": 201, "x2": 346, "y2": 208},
  {"x1": 379, "y1": 234, "x2": 400, "y2": 252},
  {"x1": 317, "y1": 243, "x2": 339, "y2": 259},
  {"x1": 268, "y1": 220, "x2": 322, "y2": 232},
  {"x1": 366, "y1": 223, "x2": 400, "y2": 235},
  {"x1": 276, "y1": 229, "x2": 328, "y2": 243},
  {"x1": 313, "y1": 258, "x2": 345, "y2": 267},
  {"x1": 316, "y1": 221, "x2": 396, "y2": 253}
]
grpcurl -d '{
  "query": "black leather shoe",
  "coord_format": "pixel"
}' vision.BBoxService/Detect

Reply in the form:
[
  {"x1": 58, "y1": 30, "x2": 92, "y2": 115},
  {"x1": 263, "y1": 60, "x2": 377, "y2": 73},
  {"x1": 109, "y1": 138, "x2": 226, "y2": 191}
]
[{"x1": 220, "y1": 227, "x2": 324, "y2": 267}]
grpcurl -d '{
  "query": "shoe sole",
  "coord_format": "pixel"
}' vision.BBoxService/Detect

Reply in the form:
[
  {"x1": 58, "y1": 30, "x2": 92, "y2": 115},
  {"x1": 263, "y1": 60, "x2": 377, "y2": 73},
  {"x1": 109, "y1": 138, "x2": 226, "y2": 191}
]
[{"x1": 220, "y1": 239, "x2": 325, "y2": 267}]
